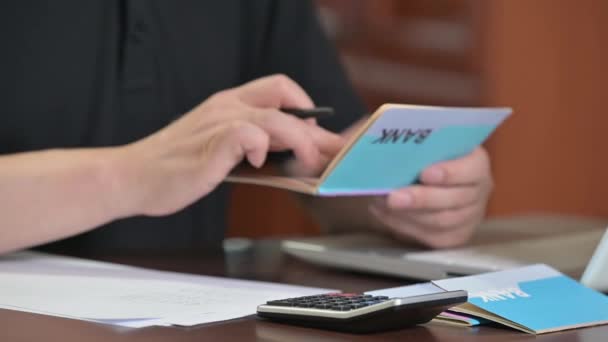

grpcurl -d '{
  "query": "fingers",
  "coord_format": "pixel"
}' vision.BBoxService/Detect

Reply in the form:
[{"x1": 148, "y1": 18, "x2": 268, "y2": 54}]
[
  {"x1": 249, "y1": 108, "x2": 345, "y2": 169},
  {"x1": 199, "y1": 121, "x2": 270, "y2": 193},
  {"x1": 372, "y1": 151, "x2": 492, "y2": 248},
  {"x1": 254, "y1": 111, "x2": 321, "y2": 169},
  {"x1": 198, "y1": 74, "x2": 344, "y2": 168},
  {"x1": 385, "y1": 185, "x2": 482, "y2": 211},
  {"x1": 131, "y1": 74, "x2": 340, "y2": 218},
  {"x1": 190, "y1": 104, "x2": 343, "y2": 172},
  {"x1": 284, "y1": 153, "x2": 333, "y2": 177},
  {"x1": 303, "y1": 121, "x2": 345, "y2": 157},
  {"x1": 304, "y1": 118, "x2": 317, "y2": 125},
  {"x1": 339, "y1": 117, "x2": 368, "y2": 140},
  {"x1": 236, "y1": 74, "x2": 315, "y2": 109},
  {"x1": 420, "y1": 147, "x2": 491, "y2": 186},
  {"x1": 240, "y1": 75, "x2": 345, "y2": 156}
]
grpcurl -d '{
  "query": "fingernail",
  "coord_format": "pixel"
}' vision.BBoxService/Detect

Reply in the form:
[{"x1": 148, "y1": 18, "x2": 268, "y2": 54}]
[
  {"x1": 425, "y1": 167, "x2": 445, "y2": 183},
  {"x1": 391, "y1": 192, "x2": 412, "y2": 208}
]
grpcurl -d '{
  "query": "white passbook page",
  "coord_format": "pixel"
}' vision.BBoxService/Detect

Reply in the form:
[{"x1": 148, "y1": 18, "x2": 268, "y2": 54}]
[{"x1": 0, "y1": 251, "x2": 331, "y2": 327}]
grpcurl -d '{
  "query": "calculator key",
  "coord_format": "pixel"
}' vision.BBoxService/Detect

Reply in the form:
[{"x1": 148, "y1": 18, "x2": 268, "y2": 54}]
[{"x1": 265, "y1": 293, "x2": 391, "y2": 310}]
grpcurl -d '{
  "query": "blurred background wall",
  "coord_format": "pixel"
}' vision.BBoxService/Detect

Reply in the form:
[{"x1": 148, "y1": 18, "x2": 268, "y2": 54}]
[{"x1": 228, "y1": 0, "x2": 608, "y2": 238}]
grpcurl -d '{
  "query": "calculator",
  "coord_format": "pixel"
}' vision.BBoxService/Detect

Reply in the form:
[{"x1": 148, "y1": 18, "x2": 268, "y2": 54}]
[{"x1": 257, "y1": 290, "x2": 467, "y2": 333}]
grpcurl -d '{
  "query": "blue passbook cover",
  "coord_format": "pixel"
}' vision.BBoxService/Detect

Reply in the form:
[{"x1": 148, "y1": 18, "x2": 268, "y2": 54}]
[
  {"x1": 227, "y1": 104, "x2": 511, "y2": 195},
  {"x1": 318, "y1": 104, "x2": 511, "y2": 195},
  {"x1": 433, "y1": 264, "x2": 608, "y2": 334}
]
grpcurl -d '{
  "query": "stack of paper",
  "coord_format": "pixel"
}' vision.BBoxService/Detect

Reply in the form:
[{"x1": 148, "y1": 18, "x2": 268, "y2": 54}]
[{"x1": 0, "y1": 251, "x2": 331, "y2": 327}]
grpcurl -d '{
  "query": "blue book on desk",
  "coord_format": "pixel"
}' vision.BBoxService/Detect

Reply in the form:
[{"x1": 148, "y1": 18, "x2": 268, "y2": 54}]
[{"x1": 433, "y1": 264, "x2": 608, "y2": 334}]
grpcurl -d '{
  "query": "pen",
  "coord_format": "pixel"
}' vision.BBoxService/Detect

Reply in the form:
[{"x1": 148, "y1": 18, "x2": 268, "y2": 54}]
[{"x1": 281, "y1": 107, "x2": 334, "y2": 119}]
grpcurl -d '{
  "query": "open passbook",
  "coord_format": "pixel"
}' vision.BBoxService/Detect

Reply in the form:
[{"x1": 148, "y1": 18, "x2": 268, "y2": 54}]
[
  {"x1": 371, "y1": 264, "x2": 608, "y2": 334},
  {"x1": 227, "y1": 104, "x2": 511, "y2": 196},
  {"x1": 434, "y1": 264, "x2": 608, "y2": 334}
]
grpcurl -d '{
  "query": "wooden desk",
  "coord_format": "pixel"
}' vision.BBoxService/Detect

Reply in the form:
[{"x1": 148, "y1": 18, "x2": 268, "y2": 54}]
[{"x1": 2, "y1": 240, "x2": 607, "y2": 341}]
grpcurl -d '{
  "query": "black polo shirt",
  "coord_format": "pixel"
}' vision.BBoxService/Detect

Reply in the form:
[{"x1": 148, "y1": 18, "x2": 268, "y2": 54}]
[{"x1": 0, "y1": 0, "x2": 364, "y2": 255}]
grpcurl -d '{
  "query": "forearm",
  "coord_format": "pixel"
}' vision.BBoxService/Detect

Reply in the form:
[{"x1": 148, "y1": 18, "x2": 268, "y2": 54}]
[{"x1": 0, "y1": 148, "x2": 128, "y2": 254}]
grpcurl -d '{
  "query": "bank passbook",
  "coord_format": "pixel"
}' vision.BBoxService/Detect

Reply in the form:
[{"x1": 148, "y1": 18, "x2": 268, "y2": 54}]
[
  {"x1": 371, "y1": 264, "x2": 608, "y2": 334},
  {"x1": 227, "y1": 104, "x2": 511, "y2": 196},
  {"x1": 434, "y1": 264, "x2": 608, "y2": 334}
]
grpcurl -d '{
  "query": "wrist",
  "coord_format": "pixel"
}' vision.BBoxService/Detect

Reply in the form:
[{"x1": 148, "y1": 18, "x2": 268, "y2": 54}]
[{"x1": 97, "y1": 145, "x2": 141, "y2": 220}]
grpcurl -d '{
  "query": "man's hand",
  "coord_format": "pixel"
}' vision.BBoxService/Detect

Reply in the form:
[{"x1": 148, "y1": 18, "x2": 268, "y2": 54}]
[
  {"x1": 113, "y1": 74, "x2": 344, "y2": 217},
  {"x1": 0, "y1": 74, "x2": 347, "y2": 254},
  {"x1": 288, "y1": 114, "x2": 493, "y2": 248},
  {"x1": 368, "y1": 147, "x2": 493, "y2": 248}
]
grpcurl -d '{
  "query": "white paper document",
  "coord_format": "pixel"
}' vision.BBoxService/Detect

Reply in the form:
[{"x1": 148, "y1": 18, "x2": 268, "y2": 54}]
[{"x1": 0, "y1": 251, "x2": 331, "y2": 327}]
